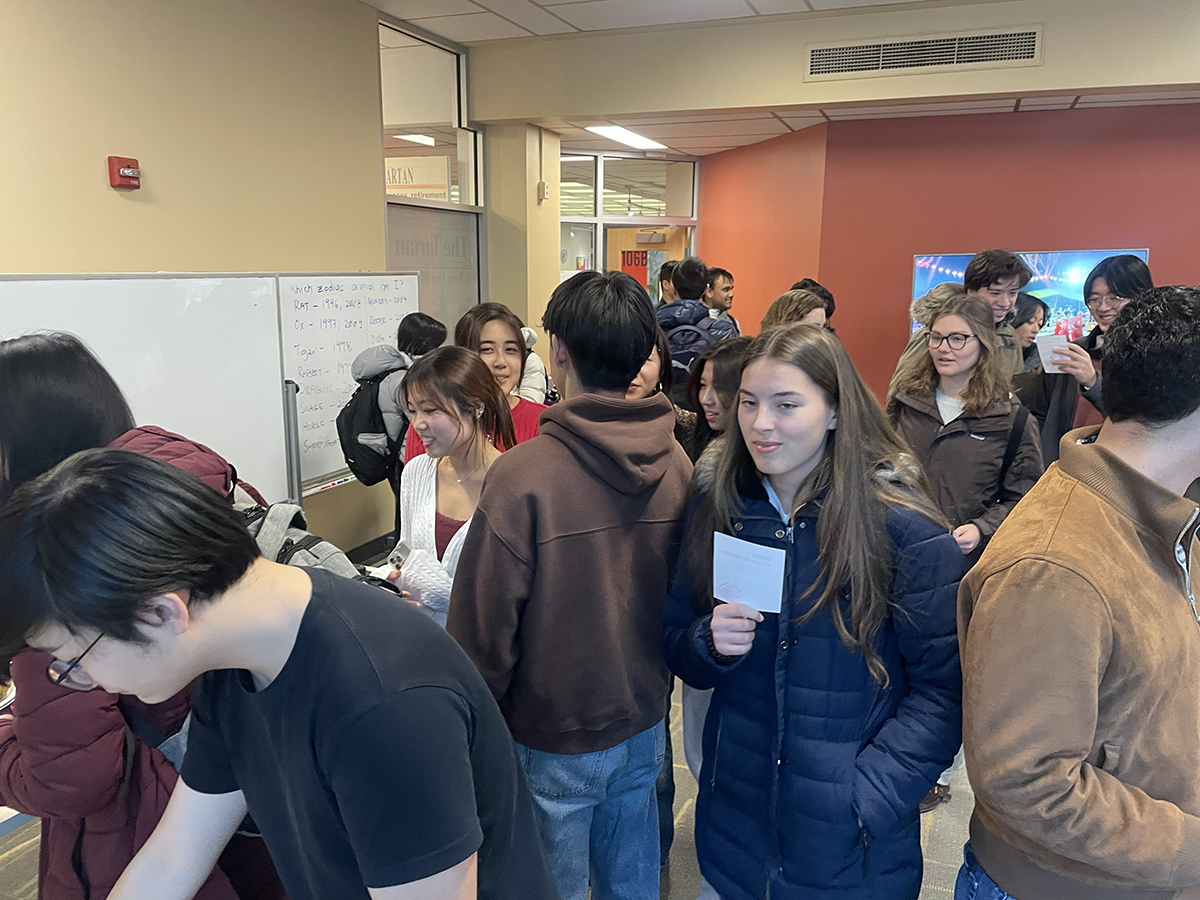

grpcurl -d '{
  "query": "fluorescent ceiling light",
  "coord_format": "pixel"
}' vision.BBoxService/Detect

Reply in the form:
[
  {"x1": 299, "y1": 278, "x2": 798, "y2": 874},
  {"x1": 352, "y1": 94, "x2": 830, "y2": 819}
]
[
  {"x1": 559, "y1": 156, "x2": 593, "y2": 162},
  {"x1": 584, "y1": 126, "x2": 667, "y2": 150},
  {"x1": 392, "y1": 134, "x2": 436, "y2": 146}
]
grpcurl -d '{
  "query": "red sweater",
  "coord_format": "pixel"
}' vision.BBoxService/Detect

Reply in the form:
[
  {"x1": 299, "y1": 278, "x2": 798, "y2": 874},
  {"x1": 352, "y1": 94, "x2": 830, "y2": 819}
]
[{"x1": 403, "y1": 397, "x2": 546, "y2": 462}]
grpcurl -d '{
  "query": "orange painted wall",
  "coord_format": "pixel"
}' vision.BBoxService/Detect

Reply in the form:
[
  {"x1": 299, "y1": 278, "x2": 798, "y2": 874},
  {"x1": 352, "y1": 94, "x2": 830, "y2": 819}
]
[
  {"x1": 697, "y1": 124, "x2": 827, "y2": 335},
  {"x1": 697, "y1": 105, "x2": 1200, "y2": 399}
]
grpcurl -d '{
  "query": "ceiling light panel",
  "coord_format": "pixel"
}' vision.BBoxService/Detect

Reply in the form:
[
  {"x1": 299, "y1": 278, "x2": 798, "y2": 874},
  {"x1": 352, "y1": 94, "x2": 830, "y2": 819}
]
[
  {"x1": 584, "y1": 126, "x2": 667, "y2": 149},
  {"x1": 393, "y1": 134, "x2": 437, "y2": 145}
]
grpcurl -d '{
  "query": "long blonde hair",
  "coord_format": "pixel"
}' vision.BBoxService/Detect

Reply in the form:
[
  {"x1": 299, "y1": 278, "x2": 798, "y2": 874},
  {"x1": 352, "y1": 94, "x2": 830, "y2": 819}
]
[
  {"x1": 685, "y1": 324, "x2": 945, "y2": 684},
  {"x1": 892, "y1": 293, "x2": 1009, "y2": 415}
]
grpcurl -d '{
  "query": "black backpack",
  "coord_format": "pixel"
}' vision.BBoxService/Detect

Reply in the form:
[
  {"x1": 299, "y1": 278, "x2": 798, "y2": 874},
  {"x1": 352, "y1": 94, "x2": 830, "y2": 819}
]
[{"x1": 336, "y1": 372, "x2": 402, "y2": 486}]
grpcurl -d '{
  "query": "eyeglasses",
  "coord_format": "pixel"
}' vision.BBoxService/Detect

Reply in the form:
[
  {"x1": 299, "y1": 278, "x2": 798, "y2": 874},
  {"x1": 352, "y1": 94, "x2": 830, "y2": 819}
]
[
  {"x1": 1085, "y1": 293, "x2": 1130, "y2": 310},
  {"x1": 927, "y1": 332, "x2": 977, "y2": 351},
  {"x1": 47, "y1": 633, "x2": 103, "y2": 692}
]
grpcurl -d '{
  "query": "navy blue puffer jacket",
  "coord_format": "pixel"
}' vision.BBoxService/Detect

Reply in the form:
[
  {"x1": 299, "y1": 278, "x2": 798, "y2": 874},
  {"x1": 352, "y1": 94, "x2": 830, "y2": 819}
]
[
  {"x1": 656, "y1": 299, "x2": 737, "y2": 404},
  {"x1": 663, "y1": 475, "x2": 963, "y2": 900}
]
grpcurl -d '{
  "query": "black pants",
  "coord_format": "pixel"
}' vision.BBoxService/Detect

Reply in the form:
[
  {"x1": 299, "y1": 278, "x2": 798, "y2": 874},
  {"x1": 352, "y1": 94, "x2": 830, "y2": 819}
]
[{"x1": 656, "y1": 704, "x2": 675, "y2": 865}]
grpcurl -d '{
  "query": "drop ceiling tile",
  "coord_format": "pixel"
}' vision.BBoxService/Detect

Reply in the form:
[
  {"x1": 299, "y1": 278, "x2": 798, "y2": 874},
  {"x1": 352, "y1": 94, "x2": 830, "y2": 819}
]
[
  {"x1": 808, "y1": 0, "x2": 925, "y2": 8},
  {"x1": 614, "y1": 112, "x2": 748, "y2": 125},
  {"x1": 473, "y1": 0, "x2": 578, "y2": 34},
  {"x1": 559, "y1": 139, "x2": 629, "y2": 150},
  {"x1": 1075, "y1": 97, "x2": 1200, "y2": 108},
  {"x1": 614, "y1": 112, "x2": 783, "y2": 126},
  {"x1": 826, "y1": 107, "x2": 1010, "y2": 120},
  {"x1": 823, "y1": 99, "x2": 1015, "y2": 118},
  {"x1": 375, "y1": 0, "x2": 482, "y2": 18},
  {"x1": 1018, "y1": 96, "x2": 1077, "y2": 110},
  {"x1": 666, "y1": 135, "x2": 775, "y2": 148},
  {"x1": 749, "y1": 0, "x2": 815, "y2": 12},
  {"x1": 633, "y1": 119, "x2": 789, "y2": 138},
  {"x1": 778, "y1": 114, "x2": 827, "y2": 128},
  {"x1": 545, "y1": 0, "x2": 756, "y2": 32},
  {"x1": 408, "y1": 11, "x2": 532, "y2": 40},
  {"x1": 1077, "y1": 90, "x2": 1200, "y2": 103},
  {"x1": 691, "y1": 147, "x2": 737, "y2": 155}
]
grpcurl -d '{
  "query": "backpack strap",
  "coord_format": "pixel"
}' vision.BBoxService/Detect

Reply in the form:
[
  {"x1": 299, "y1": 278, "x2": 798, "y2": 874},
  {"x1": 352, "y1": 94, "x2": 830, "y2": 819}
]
[
  {"x1": 995, "y1": 405, "x2": 1030, "y2": 503},
  {"x1": 252, "y1": 503, "x2": 307, "y2": 560},
  {"x1": 276, "y1": 532, "x2": 325, "y2": 565}
]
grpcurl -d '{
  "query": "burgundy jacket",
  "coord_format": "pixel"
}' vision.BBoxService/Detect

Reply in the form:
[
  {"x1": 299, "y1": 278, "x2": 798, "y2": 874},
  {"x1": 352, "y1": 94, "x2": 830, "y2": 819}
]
[{"x1": 0, "y1": 426, "x2": 282, "y2": 900}]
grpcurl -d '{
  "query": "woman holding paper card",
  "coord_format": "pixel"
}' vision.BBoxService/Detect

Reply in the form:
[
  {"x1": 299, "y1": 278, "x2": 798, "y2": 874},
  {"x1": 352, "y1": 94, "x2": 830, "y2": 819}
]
[
  {"x1": 1013, "y1": 254, "x2": 1154, "y2": 462},
  {"x1": 889, "y1": 293, "x2": 1044, "y2": 564},
  {"x1": 663, "y1": 323, "x2": 964, "y2": 900}
]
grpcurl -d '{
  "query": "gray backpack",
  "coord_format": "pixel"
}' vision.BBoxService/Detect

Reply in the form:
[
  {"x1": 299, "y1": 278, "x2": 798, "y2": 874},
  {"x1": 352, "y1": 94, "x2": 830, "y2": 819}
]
[{"x1": 237, "y1": 501, "x2": 362, "y2": 579}]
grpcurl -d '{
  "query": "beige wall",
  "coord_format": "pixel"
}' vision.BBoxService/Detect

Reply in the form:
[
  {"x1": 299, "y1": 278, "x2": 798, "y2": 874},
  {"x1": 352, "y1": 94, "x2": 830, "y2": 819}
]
[
  {"x1": 484, "y1": 124, "x2": 561, "y2": 339},
  {"x1": 468, "y1": 0, "x2": 1200, "y2": 122},
  {"x1": 0, "y1": 0, "x2": 394, "y2": 550}
]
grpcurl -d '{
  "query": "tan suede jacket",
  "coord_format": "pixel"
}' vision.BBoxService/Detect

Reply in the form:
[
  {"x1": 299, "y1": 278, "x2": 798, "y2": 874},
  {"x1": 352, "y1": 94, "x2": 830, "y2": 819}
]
[{"x1": 959, "y1": 426, "x2": 1200, "y2": 899}]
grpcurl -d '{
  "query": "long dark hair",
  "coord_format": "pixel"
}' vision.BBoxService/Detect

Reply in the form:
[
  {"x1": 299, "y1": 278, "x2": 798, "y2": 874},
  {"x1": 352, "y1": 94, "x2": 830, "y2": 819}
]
[
  {"x1": 401, "y1": 346, "x2": 517, "y2": 451},
  {"x1": 685, "y1": 324, "x2": 945, "y2": 684},
  {"x1": 0, "y1": 333, "x2": 135, "y2": 503},
  {"x1": 686, "y1": 337, "x2": 752, "y2": 459},
  {"x1": 651, "y1": 327, "x2": 674, "y2": 397}
]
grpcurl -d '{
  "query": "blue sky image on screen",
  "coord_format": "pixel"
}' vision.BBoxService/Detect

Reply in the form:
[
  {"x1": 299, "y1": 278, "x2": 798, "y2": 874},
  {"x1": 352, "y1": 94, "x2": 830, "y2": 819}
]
[{"x1": 912, "y1": 249, "x2": 1149, "y2": 336}]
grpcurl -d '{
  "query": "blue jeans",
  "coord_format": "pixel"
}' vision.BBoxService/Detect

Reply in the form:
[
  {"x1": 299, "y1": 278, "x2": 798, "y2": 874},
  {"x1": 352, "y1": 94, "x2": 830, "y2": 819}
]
[
  {"x1": 517, "y1": 720, "x2": 666, "y2": 900},
  {"x1": 955, "y1": 843, "x2": 1016, "y2": 900}
]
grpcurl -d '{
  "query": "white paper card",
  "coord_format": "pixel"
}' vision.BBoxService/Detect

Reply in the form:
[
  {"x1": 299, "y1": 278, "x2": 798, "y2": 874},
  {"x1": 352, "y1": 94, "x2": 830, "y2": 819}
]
[
  {"x1": 1035, "y1": 333, "x2": 1070, "y2": 374},
  {"x1": 713, "y1": 531, "x2": 786, "y2": 614}
]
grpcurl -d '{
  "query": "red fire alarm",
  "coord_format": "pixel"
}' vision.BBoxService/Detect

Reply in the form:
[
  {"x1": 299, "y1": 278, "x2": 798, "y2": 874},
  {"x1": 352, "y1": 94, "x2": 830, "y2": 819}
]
[{"x1": 108, "y1": 156, "x2": 141, "y2": 189}]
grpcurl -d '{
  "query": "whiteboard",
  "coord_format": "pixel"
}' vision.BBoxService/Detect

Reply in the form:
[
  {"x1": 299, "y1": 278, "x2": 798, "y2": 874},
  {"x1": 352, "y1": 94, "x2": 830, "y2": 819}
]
[
  {"x1": 278, "y1": 273, "x2": 419, "y2": 485},
  {"x1": 0, "y1": 276, "x2": 290, "y2": 502}
]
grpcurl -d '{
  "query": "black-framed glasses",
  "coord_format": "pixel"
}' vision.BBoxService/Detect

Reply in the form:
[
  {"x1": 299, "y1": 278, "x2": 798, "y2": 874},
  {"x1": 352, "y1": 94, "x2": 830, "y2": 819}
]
[
  {"x1": 927, "y1": 332, "x2": 977, "y2": 351},
  {"x1": 47, "y1": 633, "x2": 103, "y2": 692},
  {"x1": 1085, "y1": 293, "x2": 1130, "y2": 310}
]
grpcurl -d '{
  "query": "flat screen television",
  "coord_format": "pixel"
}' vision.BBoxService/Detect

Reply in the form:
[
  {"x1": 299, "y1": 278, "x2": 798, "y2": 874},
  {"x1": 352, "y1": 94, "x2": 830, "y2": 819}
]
[{"x1": 911, "y1": 249, "x2": 1150, "y2": 338}]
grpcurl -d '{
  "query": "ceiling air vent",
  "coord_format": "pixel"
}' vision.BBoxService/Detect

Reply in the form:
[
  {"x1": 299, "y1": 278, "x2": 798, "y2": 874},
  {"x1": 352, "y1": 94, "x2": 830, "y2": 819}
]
[{"x1": 806, "y1": 27, "x2": 1041, "y2": 81}]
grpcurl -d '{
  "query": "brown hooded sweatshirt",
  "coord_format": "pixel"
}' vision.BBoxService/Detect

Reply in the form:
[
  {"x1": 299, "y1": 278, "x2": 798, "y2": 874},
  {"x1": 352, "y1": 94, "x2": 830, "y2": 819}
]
[{"x1": 447, "y1": 392, "x2": 693, "y2": 754}]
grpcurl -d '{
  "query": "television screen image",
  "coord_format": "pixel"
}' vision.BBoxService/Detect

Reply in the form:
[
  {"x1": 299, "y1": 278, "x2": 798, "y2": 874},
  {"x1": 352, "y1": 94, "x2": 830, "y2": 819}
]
[{"x1": 912, "y1": 249, "x2": 1150, "y2": 338}]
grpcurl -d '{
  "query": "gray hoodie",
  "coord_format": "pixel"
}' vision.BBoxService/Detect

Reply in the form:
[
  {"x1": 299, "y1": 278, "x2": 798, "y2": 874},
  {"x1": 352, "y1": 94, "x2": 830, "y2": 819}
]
[{"x1": 350, "y1": 345, "x2": 414, "y2": 442}]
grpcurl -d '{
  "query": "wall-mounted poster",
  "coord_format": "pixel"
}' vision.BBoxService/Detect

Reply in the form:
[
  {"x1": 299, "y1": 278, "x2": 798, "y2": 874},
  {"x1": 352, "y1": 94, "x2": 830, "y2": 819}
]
[
  {"x1": 912, "y1": 248, "x2": 1149, "y2": 337},
  {"x1": 384, "y1": 156, "x2": 451, "y2": 202}
]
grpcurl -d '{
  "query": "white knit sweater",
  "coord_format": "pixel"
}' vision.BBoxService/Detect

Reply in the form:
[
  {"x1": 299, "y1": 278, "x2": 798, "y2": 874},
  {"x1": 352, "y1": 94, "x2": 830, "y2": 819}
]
[{"x1": 397, "y1": 454, "x2": 471, "y2": 625}]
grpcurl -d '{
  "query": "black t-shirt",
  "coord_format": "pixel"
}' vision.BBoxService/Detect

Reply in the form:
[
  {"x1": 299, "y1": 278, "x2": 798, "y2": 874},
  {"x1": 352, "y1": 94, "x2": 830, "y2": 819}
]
[{"x1": 181, "y1": 568, "x2": 558, "y2": 900}]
